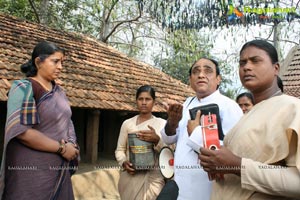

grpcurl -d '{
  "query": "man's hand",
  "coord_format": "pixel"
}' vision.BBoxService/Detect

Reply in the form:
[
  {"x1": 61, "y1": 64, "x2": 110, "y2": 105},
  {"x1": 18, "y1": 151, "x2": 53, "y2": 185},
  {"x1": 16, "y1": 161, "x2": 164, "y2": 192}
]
[
  {"x1": 187, "y1": 110, "x2": 201, "y2": 136},
  {"x1": 164, "y1": 103, "x2": 183, "y2": 136}
]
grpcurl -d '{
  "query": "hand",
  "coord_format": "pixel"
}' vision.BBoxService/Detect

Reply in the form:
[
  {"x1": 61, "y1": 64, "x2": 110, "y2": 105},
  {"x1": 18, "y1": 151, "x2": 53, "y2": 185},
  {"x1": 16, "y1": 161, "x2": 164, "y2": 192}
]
[
  {"x1": 122, "y1": 161, "x2": 135, "y2": 175},
  {"x1": 61, "y1": 139, "x2": 79, "y2": 161},
  {"x1": 187, "y1": 110, "x2": 201, "y2": 136},
  {"x1": 164, "y1": 103, "x2": 183, "y2": 135},
  {"x1": 199, "y1": 146, "x2": 242, "y2": 176},
  {"x1": 137, "y1": 125, "x2": 160, "y2": 145}
]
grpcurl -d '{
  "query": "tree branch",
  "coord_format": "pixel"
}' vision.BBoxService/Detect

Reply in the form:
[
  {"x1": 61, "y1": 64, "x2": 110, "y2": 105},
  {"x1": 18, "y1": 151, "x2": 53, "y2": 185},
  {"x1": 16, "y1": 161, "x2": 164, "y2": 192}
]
[
  {"x1": 105, "y1": 0, "x2": 119, "y2": 23},
  {"x1": 103, "y1": 2, "x2": 142, "y2": 43},
  {"x1": 109, "y1": 41, "x2": 143, "y2": 50},
  {"x1": 28, "y1": 0, "x2": 40, "y2": 23},
  {"x1": 265, "y1": 25, "x2": 275, "y2": 41},
  {"x1": 277, "y1": 39, "x2": 299, "y2": 45}
]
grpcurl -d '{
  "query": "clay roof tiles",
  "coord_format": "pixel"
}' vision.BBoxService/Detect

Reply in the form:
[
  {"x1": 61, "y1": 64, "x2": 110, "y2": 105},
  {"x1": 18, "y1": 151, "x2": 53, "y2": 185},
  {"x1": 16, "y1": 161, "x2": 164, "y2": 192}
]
[
  {"x1": 0, "y1": 14, "x2": 194, "y2": 112},
  {"x1": 281, "y1": 46, "x2": 300, "y2": 98}
]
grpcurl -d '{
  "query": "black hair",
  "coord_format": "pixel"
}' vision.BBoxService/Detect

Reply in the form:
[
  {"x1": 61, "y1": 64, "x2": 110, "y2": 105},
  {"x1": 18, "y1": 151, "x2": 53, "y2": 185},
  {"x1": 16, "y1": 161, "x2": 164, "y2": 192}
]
[
  {"x1": 136, "y1": 85, "x2": 156, "y2": 100},
  {"x1": 189, "y1": 57, "x2": 220, "y2": 76},
  {"x1": 20, "y1": 41, "x2": 65, "y2": 77},
  {"x1": 236, "y1": 92, "x2": 254, "y2": 105},
  {"x1": 277, "y1": 76, "x2": 284, "y2": 92},
  {"x1": 240, "y1": 40, "x2": 278, "y2": 64}
]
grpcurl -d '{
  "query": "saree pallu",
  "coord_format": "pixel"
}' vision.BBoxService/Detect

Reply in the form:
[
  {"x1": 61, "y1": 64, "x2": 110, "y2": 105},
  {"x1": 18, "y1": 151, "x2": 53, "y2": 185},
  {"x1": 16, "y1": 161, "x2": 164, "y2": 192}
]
[
  {"x1": 211, "y1": 95, "x2": 300, "y2": 200},
  {"x1": 0, "y1": 79, "x2": 76, "y2": 200}
]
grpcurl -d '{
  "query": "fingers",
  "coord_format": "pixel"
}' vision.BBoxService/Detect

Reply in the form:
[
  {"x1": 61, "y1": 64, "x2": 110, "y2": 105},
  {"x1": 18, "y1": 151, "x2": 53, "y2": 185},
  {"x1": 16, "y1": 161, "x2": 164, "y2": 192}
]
[
  {"x1": 123, "y1": 161, "x2": 135, "y2": 174},
  {"x1": 162, "y1": 100, "x2": 181, "y2": 111},
  {"x1": 162, "y1": 102, "x2": 169, "y2": 111},
  {"x1": 195, "y1": 110, "x2": 201, "y2": 122},
  {"x1": 199, "y1": 147, "x2": 214, "y2": 156},
  {"x1": 199, "y1": 147, "x2": 217, "y2": 172},
  {"x1": 136, "y1": 133, "x2": 145, "y2": 141},
  {"x1": 147, "y1": 125, "x2": 154, "y2": 131},
  {"x1": 63, "y1": 143, "x2": 80, "y2": 161},
  {"x1": 169, "y1": 104, "x2": 183, "y2": 113},
  {"x1": 137, "y1": 132, "x2": 158, "y2": 143},
  {"x1": 138, "y1": 126, "x2": 156, "y2": 140}
]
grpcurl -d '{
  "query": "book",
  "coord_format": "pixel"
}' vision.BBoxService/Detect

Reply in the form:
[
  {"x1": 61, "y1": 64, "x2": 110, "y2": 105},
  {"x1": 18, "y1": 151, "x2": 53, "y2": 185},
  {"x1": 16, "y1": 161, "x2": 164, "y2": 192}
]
[{"x1": 189, "y1": 103, "x2": 224, "y2": 140}]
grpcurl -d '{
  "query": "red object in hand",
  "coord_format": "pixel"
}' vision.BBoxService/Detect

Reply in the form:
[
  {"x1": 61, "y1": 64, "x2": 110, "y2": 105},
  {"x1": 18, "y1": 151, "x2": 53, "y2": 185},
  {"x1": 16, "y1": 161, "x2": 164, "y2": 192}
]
[
  {"x1": 201, "y1": 113, "x2": 223, "y2": 181},
  {"x1": 169, "y1": 158, "x2": 174, "y2": 166},
  {"x1": 201, "y1": 113, "x2": 220, "y2": 150}
]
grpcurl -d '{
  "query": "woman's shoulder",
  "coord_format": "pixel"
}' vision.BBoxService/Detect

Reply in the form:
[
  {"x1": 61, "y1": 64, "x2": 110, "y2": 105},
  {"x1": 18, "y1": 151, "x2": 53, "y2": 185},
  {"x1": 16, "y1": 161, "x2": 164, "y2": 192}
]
[
  {"x1": 278, "y1": 94, "x2": 300, "y2": 107},
  {"x1": 8, "y1": 79, "x2": 32, "y2": 96},
  {"x1": 11, "y1": 79, "x2": 31, "y2": 87},
  {"x1": 122, "y1": 115, "x2": 138, "y2": 124},
  {"x1": 152, "y1": 116, "x2": 166, "y2": 124}
]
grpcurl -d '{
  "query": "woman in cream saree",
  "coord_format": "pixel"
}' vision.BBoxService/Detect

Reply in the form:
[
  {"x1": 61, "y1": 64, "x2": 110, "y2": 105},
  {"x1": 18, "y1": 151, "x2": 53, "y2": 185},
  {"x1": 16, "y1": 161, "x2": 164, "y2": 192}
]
[{"x1": 115, "y1": 85, "x2": 166, "y2": 200}]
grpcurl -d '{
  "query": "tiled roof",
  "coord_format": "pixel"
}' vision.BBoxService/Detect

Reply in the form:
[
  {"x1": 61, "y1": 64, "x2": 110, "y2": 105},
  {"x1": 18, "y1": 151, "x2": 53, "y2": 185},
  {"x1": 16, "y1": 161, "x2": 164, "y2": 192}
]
[
  {"x1": 0, "y1": 14, "x2": 194, "y2": 112},
  {"x1": 282, "y1": 45, "x2": 300, "y2": 98}
]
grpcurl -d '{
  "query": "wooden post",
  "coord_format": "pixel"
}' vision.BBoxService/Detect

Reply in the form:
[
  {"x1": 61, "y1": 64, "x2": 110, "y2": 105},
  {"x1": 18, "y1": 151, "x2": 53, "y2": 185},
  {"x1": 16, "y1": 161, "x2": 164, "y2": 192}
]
[{"x1": 86, "y1": 110, "x2": 100, "y2": 163}]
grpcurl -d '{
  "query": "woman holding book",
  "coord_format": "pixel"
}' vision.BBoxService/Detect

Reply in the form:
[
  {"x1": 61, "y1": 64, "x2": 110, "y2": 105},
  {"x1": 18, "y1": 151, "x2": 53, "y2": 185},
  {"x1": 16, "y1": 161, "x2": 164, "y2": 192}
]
[{"x1": 115, "y1": 85, "x2": 166, "y2": 200}]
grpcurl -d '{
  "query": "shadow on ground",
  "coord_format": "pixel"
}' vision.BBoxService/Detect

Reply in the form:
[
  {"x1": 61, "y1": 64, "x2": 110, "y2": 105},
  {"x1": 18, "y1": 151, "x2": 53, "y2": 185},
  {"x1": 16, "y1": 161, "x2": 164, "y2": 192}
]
[{"x1": 72, "y1": 156, "x2": 121, "y2": 200}]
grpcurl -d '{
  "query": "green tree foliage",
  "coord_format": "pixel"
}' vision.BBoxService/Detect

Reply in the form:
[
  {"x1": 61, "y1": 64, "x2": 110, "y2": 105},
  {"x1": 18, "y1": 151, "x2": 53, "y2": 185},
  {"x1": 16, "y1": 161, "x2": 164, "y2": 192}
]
[
  {"x1": 154, "y1": 29, "x2": 213, "y2": 84},
  {"x1": 0, "y1": 0, "x2": 239, "y2": 95},
  {"x1": 144, "y1": 0, "x2": 300, "y2": 30},
  {"x1": 0, "y1": 0, "x2": 155, "y2": 57},
  {"x1": 153, "y1": 28, "x2": 235, "y2": 95},
  {"x1": 0, "y1": 0, "x2": 36, "y2": 21},
  {"x1": 0, "y1": 0, "x2": 234, "y2": 91}
]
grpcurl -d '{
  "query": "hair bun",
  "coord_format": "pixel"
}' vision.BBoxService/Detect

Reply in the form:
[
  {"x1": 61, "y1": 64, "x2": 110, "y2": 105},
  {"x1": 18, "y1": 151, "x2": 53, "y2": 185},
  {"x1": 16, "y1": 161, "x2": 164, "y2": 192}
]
[{"x1": 20, "y1": 59, "x2": 37, "y2": 77}]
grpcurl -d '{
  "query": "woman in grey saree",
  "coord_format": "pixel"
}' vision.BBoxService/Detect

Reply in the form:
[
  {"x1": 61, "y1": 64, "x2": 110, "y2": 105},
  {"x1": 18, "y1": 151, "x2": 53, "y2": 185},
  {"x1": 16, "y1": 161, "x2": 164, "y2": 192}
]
[{"x1": 0, "y1": 41, "x2": 79, "y2": 200}]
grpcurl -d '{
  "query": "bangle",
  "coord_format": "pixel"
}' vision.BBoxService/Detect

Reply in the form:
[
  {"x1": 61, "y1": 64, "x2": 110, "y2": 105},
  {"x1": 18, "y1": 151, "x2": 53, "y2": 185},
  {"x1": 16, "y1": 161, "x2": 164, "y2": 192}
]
[
  {"x1": 56, "y1": 141, "x2": 65, "y2": 154},
  {"x1": 61, "y1": 144, "x2": 67, "y2": 155}
]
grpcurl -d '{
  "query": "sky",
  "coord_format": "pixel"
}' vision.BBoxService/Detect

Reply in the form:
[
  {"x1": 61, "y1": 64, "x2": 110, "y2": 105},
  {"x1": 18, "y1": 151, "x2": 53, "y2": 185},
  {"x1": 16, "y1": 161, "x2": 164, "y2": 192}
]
[
  {"x1": 211, "y1": 20, "x2": 300, "y2": 92},
  {"x1": 134, "y1": 0, "x2": 300, "y2": 95}
]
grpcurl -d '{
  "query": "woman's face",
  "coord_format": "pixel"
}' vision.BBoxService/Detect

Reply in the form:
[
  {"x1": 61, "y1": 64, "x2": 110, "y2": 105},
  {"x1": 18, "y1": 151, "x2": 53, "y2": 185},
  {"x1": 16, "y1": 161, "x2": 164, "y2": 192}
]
[
  {"x1": 36, "y1": 51, "x2": 64, "y2": 81},
  {"x1": 239, "y1": 46, "x2": 279, "y2": 93},
  {"x1": 136, "y1": 91, "x2": 155, "y2": 114},
  {"x1": 237, "y1": 96, "x2": 253, "y2": 114}
]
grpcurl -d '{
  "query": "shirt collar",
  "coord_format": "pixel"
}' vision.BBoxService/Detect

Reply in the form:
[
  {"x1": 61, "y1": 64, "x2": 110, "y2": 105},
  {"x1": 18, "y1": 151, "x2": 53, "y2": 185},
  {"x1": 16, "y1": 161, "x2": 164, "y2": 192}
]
[{"x1": 196, "y1": 90, "x2": 220, "y2": 103}]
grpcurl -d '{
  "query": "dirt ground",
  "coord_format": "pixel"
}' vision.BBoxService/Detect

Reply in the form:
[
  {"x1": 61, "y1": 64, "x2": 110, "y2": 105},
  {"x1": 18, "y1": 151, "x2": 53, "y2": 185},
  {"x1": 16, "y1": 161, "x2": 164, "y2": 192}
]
[{"x1": 72, "y1": 157, "x2": 121, "y2": 200}]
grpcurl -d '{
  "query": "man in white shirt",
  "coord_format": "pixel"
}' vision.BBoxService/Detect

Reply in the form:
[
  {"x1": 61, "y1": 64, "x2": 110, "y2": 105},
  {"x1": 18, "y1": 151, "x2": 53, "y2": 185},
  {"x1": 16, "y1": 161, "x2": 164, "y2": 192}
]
[{"x1": 161, "y1": 57, "x2": 243, "y2": 200}]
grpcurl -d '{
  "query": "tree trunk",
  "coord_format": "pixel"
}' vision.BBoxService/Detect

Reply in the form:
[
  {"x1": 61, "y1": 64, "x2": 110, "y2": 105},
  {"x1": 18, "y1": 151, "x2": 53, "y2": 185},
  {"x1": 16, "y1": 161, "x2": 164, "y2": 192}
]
[
  {"x1": 39, "y1": 0, "x2": 50, "y2": 25},
  {"x1": 273, "y1": 22, "x2": 279, "y2": 51}
]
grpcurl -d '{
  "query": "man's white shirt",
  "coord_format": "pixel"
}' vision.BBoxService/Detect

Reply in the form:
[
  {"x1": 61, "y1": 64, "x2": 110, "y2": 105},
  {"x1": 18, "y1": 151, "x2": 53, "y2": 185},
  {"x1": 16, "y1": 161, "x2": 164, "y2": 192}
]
[{"x1": 161, "y1": 90, "x2": 243, "y2": 200}]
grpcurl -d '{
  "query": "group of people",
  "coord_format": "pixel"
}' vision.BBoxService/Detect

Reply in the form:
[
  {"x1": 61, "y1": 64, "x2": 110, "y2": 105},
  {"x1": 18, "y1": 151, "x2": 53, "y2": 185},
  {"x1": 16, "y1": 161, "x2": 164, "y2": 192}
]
[
  {"x1": 115, "y1": 39, "x2": 300, "y2": 200},
  {"x1": 1, "y1": 39, "x2": 299, "y2": 200}
]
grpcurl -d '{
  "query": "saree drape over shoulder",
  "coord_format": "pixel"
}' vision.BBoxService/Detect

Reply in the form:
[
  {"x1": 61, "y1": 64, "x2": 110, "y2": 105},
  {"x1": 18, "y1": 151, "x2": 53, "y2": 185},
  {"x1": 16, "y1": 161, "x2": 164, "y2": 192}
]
[
  {"x1": 115, "y1": 115, "x2": 166, "y2": 200},
  {"x1": 211, "y1": 95, "x2": 300, "y2": 200},
  {"x1": 0, "y1": 79, "x2": 76, "y2": 200}
]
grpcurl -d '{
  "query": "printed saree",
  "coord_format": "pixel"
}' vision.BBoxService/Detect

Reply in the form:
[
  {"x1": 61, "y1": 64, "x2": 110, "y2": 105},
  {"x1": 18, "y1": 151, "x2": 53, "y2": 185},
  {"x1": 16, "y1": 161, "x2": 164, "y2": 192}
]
[{"x1": 0, "y1": 79, "x2": 76, "y2": 200}]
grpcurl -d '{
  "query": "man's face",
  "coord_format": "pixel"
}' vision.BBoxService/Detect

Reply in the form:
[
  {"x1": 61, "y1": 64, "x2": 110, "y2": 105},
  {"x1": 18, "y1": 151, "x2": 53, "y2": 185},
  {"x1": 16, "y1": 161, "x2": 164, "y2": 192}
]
[{"x1": 189, "y1": 58, "x2": 221, "y2": 98}]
